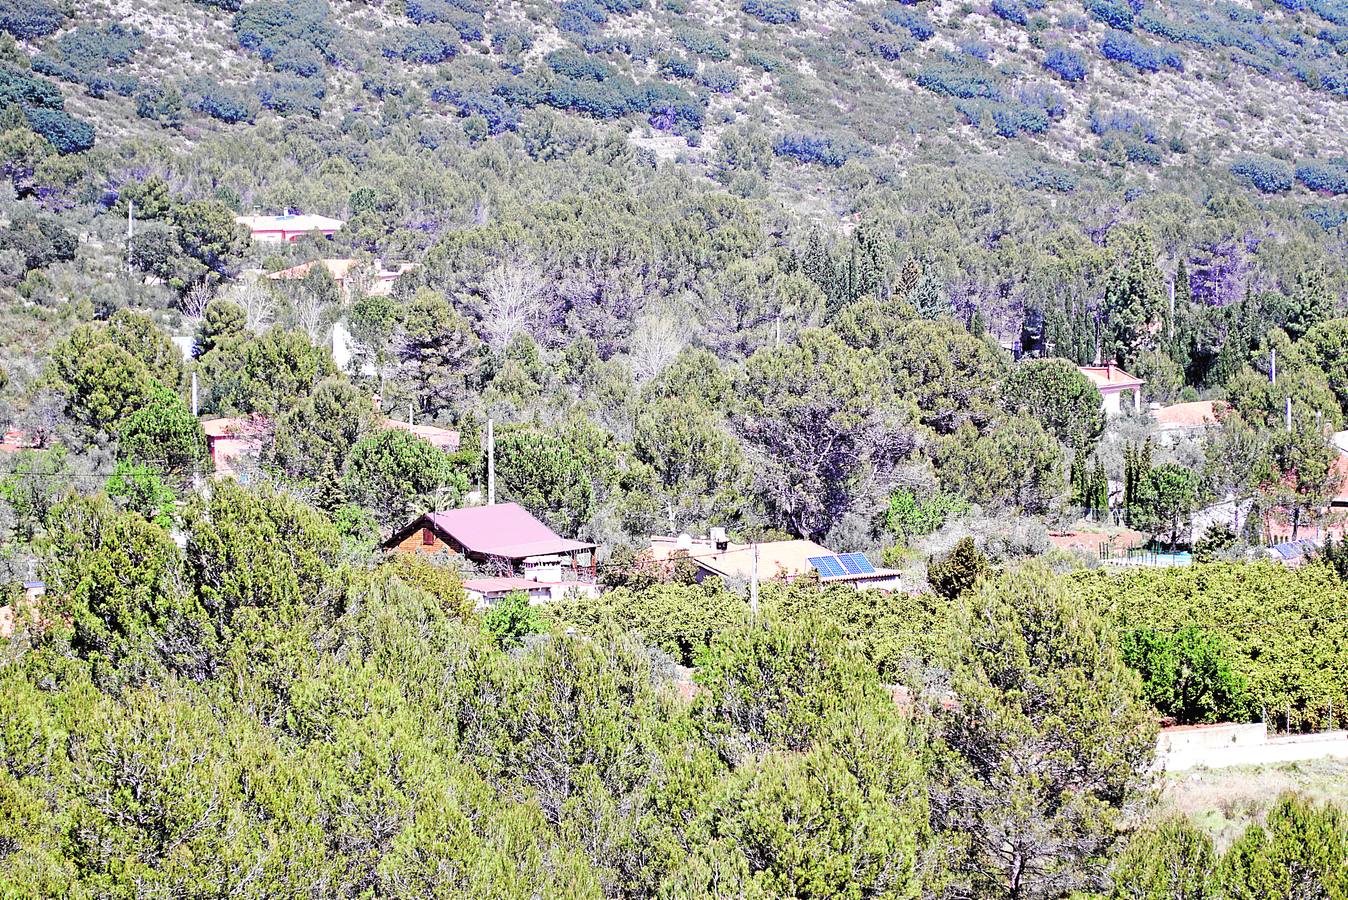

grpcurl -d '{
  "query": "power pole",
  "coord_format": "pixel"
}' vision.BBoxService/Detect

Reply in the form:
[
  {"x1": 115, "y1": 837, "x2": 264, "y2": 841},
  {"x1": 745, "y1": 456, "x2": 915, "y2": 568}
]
[
  {"x1": 1167, "y1": 276, "x2": 1175, "y2": 339},
  {"x1": 408, "y1": 401, "x2": 413, "y2": 427},
  {"x1": 1270, "y1": 348, "x2": 1277, "y2": 385},
  {"x1": 1286, "y1": 396, "x2": 1293, "y2": 432},
  {"x1": 749, "y1": 542, "x2": 759, "y2": 618},
  {"x1": 126, "y1": 199, "x2": 135, "y2": 275},
  {"x1": 191, "y1": 371, "x2": 199, "y2": 417},
  {"x1": 486, "y1": 417, "x2": 496, "y2": 506}
]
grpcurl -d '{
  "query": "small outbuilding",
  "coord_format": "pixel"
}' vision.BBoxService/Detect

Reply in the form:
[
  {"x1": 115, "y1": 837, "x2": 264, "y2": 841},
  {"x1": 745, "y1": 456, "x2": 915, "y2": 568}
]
[{"x1": 1078, "y1": 364, "x2": 1145, "y2": 417}]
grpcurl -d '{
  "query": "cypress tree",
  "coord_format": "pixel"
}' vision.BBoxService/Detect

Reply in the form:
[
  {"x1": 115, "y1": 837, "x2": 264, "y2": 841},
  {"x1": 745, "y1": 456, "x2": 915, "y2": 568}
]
[
  {"x1": 1102, "y1": 226, "x2": 1167, "y2": 369},
  {"x1": 1092, "y1": 459, "x2": 1109, "y2": 521},
  {"x1": 1070, "y1": 452, "x2": 1087, "y2": 509}
]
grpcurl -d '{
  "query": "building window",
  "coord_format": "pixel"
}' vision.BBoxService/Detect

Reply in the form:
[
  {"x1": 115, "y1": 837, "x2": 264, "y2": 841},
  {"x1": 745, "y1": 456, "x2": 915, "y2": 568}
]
[{"x1": 421, "y1": 527, "x2": 435, "y2": 546}]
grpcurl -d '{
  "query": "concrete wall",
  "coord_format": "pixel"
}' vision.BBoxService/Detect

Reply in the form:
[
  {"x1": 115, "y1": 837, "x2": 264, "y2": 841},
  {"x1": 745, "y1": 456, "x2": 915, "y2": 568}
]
[
  {"x1": 1159, "y1": 723, "x2": 1266, "y2": 754},
  {"x1": 1158, "y1": 723, "x2": 1348, "y2": 771}
]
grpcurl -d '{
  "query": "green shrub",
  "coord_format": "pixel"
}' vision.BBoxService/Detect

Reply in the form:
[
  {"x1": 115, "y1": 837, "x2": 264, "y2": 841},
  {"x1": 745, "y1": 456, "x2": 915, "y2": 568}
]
[
  {"x1": 134, "y1": 85, "x2": 186, "y2": 126},
  {"x1": 0, "y1": 210, "x2": 75, "y2": 268},
  {"x1": 1296, "y1": 160, "x2": 1348, "y2": 194},
  {"x1": 698, "y1": 62, "x2": 740, "y2": 93},
  {"x1": 0, "y1": 64, "x2": 63, "y2": 109},
  {"x1": 1077, "y1": 563, "x2": 1348, "y2": 731},
  {"x1": 1231, "y1": 155, "x2": 1295, "y2": 193},
  {"x1": 189, "y1": 80, "x2": 258, "y2": 123},
  {"x1": 742, "y1": 0, "x2": 798, "y2": 24},
  {"x1": 23, "y1": 107, "x2": 95, "y2": 154},
  {"x1": 382, "y1": 26, "x2": 458, "y2": 64},
  {"x1": 675, "y1": 25, "x2": 731, "y2": 59},
  {"x1": 233, "y1": 0, "x2": 335, "y2": 68},
  {"x1": 1119, "y1": 626, "x2": 1248, "y2": 723},
  {"x1": 0, "y1": 0, "x2": 63, "y2": 40},
  {"x1": 915, "y1": 61, "x2": 1002, "y2": 99}
]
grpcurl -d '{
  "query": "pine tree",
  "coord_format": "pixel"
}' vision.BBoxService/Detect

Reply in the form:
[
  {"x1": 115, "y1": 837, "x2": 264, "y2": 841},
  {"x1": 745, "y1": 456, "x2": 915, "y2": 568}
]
[
  {"x1": 969, "y1": 308, "x2": 987, "y2": 338},
  {"x1": 1102, "y1": 226, "x2": 1167, "y2": 370}
]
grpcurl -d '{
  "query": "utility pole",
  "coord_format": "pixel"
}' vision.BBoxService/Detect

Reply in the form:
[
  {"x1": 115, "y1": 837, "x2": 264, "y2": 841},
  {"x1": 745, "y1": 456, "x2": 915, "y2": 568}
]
[
  {"x1": 1167, "y1": 277, "x2": 1175, "y2": 340},
  {"x1": 191, "y1": 371, "x2": 199, "y2": 417},
  {"x1": 408, "y1": 401, "x2": 413, "y2": 427},
  {"x1": 1270, "y1": 347, "x2": 1277, "y2": 385},
  {"x1": 749, "y1": 542, "x2": 759, "y2": 618},
  {"x1": 1286, "y1": 396, "x2": 1293, "y2": 432},
  {"x1": 486, "y1": 417, "x2": 496, "y2": 506},
  {"x1": 126, "y1": 199, "x2": 134, "y2": 275}
]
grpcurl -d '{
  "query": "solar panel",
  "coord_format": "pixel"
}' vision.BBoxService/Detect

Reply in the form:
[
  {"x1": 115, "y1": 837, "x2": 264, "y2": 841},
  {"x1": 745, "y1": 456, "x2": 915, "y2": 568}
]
[
  {"x1": 807, "y1": 555, "x2": 846, "y2": 578},
  {"x1": 839, "y1": 552, "x2": 876, "y2": 575}
]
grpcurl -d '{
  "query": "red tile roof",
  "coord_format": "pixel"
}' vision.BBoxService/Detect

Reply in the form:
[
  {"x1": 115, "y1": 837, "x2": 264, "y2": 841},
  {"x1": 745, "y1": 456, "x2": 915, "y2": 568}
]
[
  {"x1": 384, "y1": 419, "x2": 460, "y2": 452},
  {"x1": 1078, "y1": 364, "x2": 1145, "y2": 390},
  {"x1": 1155, "y1": 400, "x2": 1222, "y2": 428},
  {"x1": 425, "y1": 503, "x2": 595, "y2": 558},
  {"x1": 0, "y1": 429, "x2": 41, "y2": 453}
]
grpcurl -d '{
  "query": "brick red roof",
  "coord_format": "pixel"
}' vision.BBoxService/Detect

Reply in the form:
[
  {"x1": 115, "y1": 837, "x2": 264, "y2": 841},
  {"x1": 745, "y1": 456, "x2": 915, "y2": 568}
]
[
  {"x1": 422, "y1": 503, "x2": 595, "y2": 558},
  {"x1": 384, "y1": 419, "x2": 460, "y2": 452},
  {"x1": 1078, "y1": 364, "x2": 1145, "y2": 391},
  {"x1": 1155, "y1": 400, "x2": 1222, "y2": 428}
]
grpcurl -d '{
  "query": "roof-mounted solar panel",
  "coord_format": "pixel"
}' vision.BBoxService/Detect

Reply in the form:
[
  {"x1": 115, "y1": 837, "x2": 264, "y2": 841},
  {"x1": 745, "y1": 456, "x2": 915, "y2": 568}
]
[
  {"x1": 839, "y1": 552, "x2": 876, "y2": 575},
  {"x1": 807, "y1": 555, "x2": 846, "y2": 578}
]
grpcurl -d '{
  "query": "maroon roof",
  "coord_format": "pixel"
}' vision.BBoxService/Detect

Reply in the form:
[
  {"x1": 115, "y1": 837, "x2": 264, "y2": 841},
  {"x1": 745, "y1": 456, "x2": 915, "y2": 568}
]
[{"x1": 425, "y1": 503, "x2": 595, "y2": 558}]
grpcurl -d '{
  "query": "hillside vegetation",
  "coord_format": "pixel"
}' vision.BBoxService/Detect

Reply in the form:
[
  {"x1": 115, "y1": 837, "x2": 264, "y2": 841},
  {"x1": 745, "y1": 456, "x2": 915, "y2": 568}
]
[{"x1": 4, "y1": 2, "x2": 1348, "y2": 896}]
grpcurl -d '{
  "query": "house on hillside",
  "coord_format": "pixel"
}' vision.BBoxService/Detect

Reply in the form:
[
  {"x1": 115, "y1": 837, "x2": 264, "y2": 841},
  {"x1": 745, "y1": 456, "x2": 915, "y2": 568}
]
[
  {"x1": 1153, "y1": 400, "x2": 1222, "y2": 435},
  {"x1": 648, "y1": 533, "x2": 902, "y2": 591},
  {"x1": 236, "y1": 212, "x2": 345, "y2": 243},
  {"x1": 266, "y1": 258, "x2": 415, "y2": 301},
  {"x1": 462, "y1": 576, "x2": 554, "y2": 609},
  {"x1": 385, "y1": 503, "x2": 598, "y2": 601},
  {"x1": 201, "y1": 417, "x2": 268, "y2": 480},
  {"x1": 1190, "y1": 496, "x2": 1254, "y2": 545},
  {"x1": 1266, "y1": 539, "x2": 1318, "y2": 567},
  {"x1": 382, "y1": 418, "x2": 460, "y2": 453},
  {"x1": 1078, "y1": 364, "x2": 1145, "y2": 416},
  {"x1": 0, "y1": 429, "x2": 41, "y2": 453}
]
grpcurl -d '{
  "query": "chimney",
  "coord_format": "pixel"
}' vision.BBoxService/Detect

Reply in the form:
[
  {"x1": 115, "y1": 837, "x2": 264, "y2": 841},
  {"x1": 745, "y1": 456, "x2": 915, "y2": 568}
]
[{"x1": 710, "y1": 527, "x2": 729, "y2": 551}]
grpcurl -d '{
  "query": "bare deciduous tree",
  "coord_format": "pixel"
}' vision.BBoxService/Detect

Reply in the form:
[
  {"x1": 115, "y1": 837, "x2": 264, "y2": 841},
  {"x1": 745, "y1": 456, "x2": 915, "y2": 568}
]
[
  {"x1": 181, "y1": 282, "x2": 214, "y2": 323},
  {"x1": 481, "y1": 259, "x2": 547, "y2": 352},
  {"x1": 629, "y1": 314, "x2": 685, "y2": 382},
  {"x1": 294, "y1": 290, "x2": 327, "y2": 345},
  {"x1": 225, "y1": 280, "x2": 278, "y2": 333}
]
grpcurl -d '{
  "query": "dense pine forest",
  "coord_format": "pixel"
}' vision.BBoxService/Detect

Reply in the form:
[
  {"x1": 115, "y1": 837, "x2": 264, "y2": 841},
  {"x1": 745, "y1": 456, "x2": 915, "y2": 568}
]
[{"x1": 1, "y1": 0, "x2": 1348, "y2": 896}]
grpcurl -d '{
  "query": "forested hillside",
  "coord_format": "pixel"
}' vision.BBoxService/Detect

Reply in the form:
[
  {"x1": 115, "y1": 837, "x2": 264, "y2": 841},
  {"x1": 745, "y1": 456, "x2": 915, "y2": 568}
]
[
  {"x1": 4, "y1": 0, "x2": 1348, "y2": 896},
  {"x1": 4, "y1": 485, "x2": 1348, "y2": 897},
  {"x1": 2, "y1": 0, "x2": 1348, "y2": 556}
]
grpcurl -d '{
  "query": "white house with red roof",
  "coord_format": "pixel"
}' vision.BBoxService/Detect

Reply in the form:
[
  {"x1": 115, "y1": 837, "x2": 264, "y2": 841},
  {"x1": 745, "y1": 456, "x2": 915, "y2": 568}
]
[
  {"x1": 200, "y1": 417, "x2": 268, "y2": 481},
  {"x1": 236, "y1": 212, "x2": 345, "y2": 243},
  {"x1": 266, "y1": 258, "x2": 415, "y2": 301},
  {"x1": 1078, "y1": 364, "x2": 1145, "y2": 417}
]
